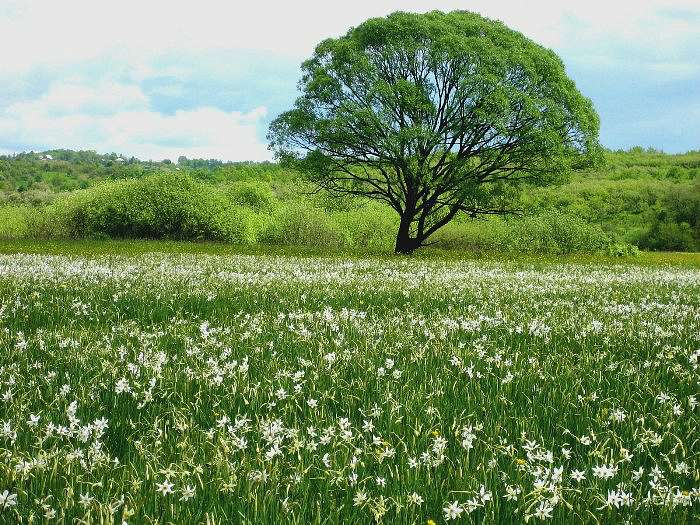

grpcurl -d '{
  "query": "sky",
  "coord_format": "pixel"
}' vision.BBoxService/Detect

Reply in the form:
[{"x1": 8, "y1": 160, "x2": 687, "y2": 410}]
[{"x1": 0, "y1": 0, "x2": 699, "y2": 161}]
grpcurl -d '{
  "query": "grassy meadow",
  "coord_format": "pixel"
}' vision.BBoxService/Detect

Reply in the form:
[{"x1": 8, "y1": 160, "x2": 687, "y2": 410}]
[
  {"x1": 0, "y1": 149, "x2": 699, "y2": 523},
  {"x1": 0, "y1": 246, "x2": 698, "y2": 523}
]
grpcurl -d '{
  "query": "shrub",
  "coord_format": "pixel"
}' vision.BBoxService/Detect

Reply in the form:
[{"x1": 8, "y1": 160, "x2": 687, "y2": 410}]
[
  {"x1": 44, "y1": 173, "x2": 259, "y2": 243},
  {"x1": 504, "y1": 213, "x2": 612, "y2": 254},
  {"x1": 638, "y1": 220, "x2": 697, "y2": 252},
  {"x1": 0, "y1": 206, "x2": 31, "y2": 239},
  {"x1": 607, "y1": 242, "x2": 640, "y2": 257},
  {"x1": 223, "y1": 181, "x2": 279, "y2": 212},
  {"x1": 333, "y1": 204, "x2": 397, "y2": 249},
  {"x1": 432, "y1": 213, "x2": 615, "y2": 254},
  {"x1": 259, "y1": 202, "x2": 347, "y2": 248},
  {"x1": 430, "y1": 219, "x2": 506, "y2": 252}
]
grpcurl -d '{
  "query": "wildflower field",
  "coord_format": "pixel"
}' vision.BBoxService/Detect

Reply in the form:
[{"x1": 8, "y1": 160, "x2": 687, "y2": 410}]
[{"x1": 0, "y1": 252, "x2": 699, "y2": 524}]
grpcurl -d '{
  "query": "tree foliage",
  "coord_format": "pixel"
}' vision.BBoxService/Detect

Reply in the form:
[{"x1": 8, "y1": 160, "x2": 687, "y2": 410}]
[{"x1": 269, "y1": 10, "x2": 601, "y2": 252}]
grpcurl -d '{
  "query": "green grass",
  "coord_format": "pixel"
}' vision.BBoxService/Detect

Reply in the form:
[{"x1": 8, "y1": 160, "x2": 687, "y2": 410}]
[
  {"x1": 0, "y1": 239, "x2": 699, "y2": 267},
  {"x1": 0, "y1": 248, "x2": 698, "y2": 523}
]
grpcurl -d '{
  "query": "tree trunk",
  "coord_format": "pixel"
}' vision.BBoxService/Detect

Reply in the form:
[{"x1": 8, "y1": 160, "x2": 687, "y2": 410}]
[{"x1": 394, "y1": 214, "x2": 420, "y2": 254}]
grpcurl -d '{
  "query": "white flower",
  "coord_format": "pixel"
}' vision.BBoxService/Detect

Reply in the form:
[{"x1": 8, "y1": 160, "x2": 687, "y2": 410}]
[
  {"x1": 180, "y1": 485, "x2": 196, "y2": 501},
  {"x1": 93, "y1": 417, "x2": 109, "y2": 434},
  {"x1": 619, "y1": 448, "x2": 633, "y2": 463},
  {"x1": 570, "y1": 469, "x2": 586, "y2": 482},
  {"x1": 478, "y1": 485, "x2": 492, "y2": 503},
  {"x1": 353, "y1": 491, "x2": 367, "y2": 507},
  {"x1": 656, "y1": 392, "x2": 671, "y2": 404},
  {"x1": 650, "y1": 465, "x2": 664, "y2": 480},
  {"x1": 602, "y1": 489, "x2": 633, "y2": 509},
  {"x1": 443, "y1": 501, "x2": 463, "y2": 520},
  {"x1": 461, "y1": 426, "x2": 476, "y2": 450},
  {"x1": 533, "y1": 500, "x2": 553, "y2": 520},
  {"x1": 504, "y1": 485, "x2": 521, "y2": 501},
  {"x1": 275, "y1": 388, "x2": 287, "y2": 400},
  {"x1": 115, "y1": 378, "x2": 131, "y2": 394},
  {"x1": 0, "y1": 490, "x2": 17, "y2": 509},
  {"x1": 674, "y1": 462, "x2": 690, "y2": 475},
  {"x1": 592, "y1": 464, "x2": 617, "y2": 480},
  {"x1": 156, "y1": 479, "x2": 174, "y2": 496},
  {"x1": 379, "y1": 445, "x2": 395, "y2": 460},
  {"x1": 610, "y1": 408, "x2": 626, "y2": 423},
  {"x1": 265, "y1": 444, "x2": 282, "y2": 461},
  {"x1": 673, "y1": 489, "x2": 692, "y2": 507},
  {"x1": 590, "y1": 320, "x2": 603, "y2": 332},
  {"x1": 407, "y1": 492, "x2": 424, "y2": 505}
]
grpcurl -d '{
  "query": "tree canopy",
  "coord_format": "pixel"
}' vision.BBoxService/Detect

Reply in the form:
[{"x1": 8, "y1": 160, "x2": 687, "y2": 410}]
[{"x1": 268, "y1": 10, "x2": 601, "y2": 253}]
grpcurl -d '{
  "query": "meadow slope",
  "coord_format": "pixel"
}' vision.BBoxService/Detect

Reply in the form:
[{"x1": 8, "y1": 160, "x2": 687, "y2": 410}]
[{"x1": 0, "y1": 252, "x2": 698, "y2": 523}]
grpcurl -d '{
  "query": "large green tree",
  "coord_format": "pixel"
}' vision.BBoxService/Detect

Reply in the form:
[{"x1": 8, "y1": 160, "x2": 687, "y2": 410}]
[{"x1": 269, "y1": 10, "x2": 600, "y2": 253}]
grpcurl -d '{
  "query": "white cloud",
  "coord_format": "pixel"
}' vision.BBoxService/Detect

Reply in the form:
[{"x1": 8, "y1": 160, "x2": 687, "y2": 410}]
[
  {"x1": 2, "y1": 0, "x2": 697, "y2": 72},
  {"x1": 0, "y1": 80, "x2": 270, "y2": 161},
  {"x1": 9, "y1": 81, "x2": 149, "y2": 117},
  {"x1": 101, "y1": 107, "x2": 271, "y2": 161}
]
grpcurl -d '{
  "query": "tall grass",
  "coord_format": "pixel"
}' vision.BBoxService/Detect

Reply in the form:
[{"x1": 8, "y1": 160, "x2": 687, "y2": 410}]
[{"x1": 0, "y1": 253, "x2": 697, "y2": 522}]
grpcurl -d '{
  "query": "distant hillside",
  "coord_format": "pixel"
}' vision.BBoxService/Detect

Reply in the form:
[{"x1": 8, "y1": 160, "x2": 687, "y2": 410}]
[
  {"x1": 0, "y1": 147, "x2": 698, "y2": 251},
  {"x1": 524, "y1": 148, "x2": 700, "y2": 251},
  {"x1": 0, "y1": 149, "x2": 295, "y2": 205}
]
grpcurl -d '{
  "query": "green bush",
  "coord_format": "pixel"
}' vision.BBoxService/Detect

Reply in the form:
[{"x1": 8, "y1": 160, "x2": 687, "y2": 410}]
[
  {"x1": 0, "y1": 206, "x2": 31, "y2": 239},
  {"x1": 430, "y1": 219, "x2": 505, "y2": 252},
  {"x1": 259, "y1": 202, "x2": 348, "y2": 248},
  {"x1": 43, "y1": 173, "x2": 259, "y2": 243},
  {"x1": 606, "y1": 242, "x2": 640, "y2": 257},
  {"x1": 223, "y1": 181, "x2": 279, "y2": 212},
  {"x1": 333, "y1": 204, "x2": 397, "y2": 249},
  {"x1": 432, "y1": 213, "x2": 616, "y2": 254},
  {"x1": 638, "y1": 220, "x2": 697, "y2": 252},
  {"x1": 503, "y1": 214, "x2": 612, "y2": 254},
  {"x1": 9, "y1": 151, "x2": 695, "y2": 255}
]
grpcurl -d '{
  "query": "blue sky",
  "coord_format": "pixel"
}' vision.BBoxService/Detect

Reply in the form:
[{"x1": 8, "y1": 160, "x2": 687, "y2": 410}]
[{"x1": 0, "y1": 0, "x2": 698, "y2": 161}]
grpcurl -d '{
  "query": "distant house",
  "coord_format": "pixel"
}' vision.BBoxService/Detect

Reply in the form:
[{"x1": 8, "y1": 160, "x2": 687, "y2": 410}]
[
  {"x1": 41, "y1": 154, "x2": 53, "y2": 160},
  {"x1": 115, "y1": 157, "x2": 125, "y2": 163}
]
